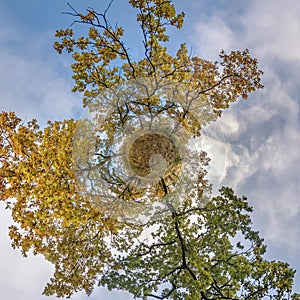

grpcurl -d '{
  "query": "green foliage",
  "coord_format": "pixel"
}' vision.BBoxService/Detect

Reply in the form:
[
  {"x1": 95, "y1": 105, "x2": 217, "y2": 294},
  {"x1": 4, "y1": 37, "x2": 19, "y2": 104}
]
[
  {"x1": 100, "y1": 187, "x2": 299, "y2": 299},
  {"x1": 0, "y1": 1, "x2": 298, "y2": 299}
]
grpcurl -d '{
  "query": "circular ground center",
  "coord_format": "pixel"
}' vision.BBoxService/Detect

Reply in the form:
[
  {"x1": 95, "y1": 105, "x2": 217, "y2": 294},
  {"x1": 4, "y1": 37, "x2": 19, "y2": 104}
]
[{"x1": 128, "y1": 133, "x2": 180, "y2": 178}]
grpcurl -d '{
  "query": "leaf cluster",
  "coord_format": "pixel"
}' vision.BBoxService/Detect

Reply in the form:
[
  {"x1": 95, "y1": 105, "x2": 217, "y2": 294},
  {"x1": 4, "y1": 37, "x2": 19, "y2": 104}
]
[
  {"x1": 0, "y1": 112, "x2": 119, "y2": 296},
  {"x1": 0, "y1": 1, "x2": 298, "y2": 300},
  {"x1": 100, "y1": 187, "x2": 300, "y2": 300},
  {"x1": 54, "y1": 0, "x2": 263, "y2": 123}
]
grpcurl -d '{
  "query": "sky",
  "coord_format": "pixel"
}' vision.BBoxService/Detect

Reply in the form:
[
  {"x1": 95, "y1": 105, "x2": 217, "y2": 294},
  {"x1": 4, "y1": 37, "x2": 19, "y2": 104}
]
[{"x1": 0, "y1": 0, "x2": 300, "y2": 299}]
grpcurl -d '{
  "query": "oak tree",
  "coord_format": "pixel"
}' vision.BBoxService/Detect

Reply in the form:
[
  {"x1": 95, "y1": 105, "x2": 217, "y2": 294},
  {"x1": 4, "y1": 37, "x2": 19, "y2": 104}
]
[{"x1": 0, "y1": 0, "x2": 299, "y2": 299}]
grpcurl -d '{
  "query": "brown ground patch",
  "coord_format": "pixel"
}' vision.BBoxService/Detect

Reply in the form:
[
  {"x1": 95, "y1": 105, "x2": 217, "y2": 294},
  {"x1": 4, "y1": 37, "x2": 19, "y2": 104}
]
[{"x1": 128, "y1": 133, "x2": 180, "y2": 178}]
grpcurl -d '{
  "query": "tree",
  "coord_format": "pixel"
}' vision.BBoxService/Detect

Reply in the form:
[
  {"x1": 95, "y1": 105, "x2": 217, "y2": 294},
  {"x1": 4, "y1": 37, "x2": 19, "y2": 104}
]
[
  {"x1": 0, "y1": 112, "x2": 120, "y2": 296},
  {"x1": 100, "y1": 187, "x2": 300, "y2": 300},
  {"x1": 0, "y1": 0, "x2": 299, "y2": 299}
]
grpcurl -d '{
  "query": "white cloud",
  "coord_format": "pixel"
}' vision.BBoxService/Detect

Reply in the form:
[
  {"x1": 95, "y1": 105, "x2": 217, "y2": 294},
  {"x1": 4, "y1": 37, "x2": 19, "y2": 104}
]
[
  {"x1": 241, "y1": 0, "x2": 300, "y2": 61},
  {"x1": 0, "y1": 35, "x2": 82, "y2": 125},
  {"x1": 0, "y1": 204, "x2": 56, "y2": 300},
  {"x1": 0, "y1": 207, "x2": 134, "y2": 300},
  {"x1": 189, "y1": 0, "x2": 300, "y2": 260},
  {"x1": 217, "y1": 112, "x2": 240, "y2": 136},
  {"x1": 191, "y1": 0, "x2": 300, "y2": 62},
  {"x1": 0, "y1": 12, "x2": 136, "y2": 299},
  {"x1": 0, "y1": 10, "x2": 132, "y2": 300},
  {"x1": 192, "y1": 15, "x2": 235, "y2": 60},
  {"x1": 1, "y1": 0, "x2": 300, "y2": 297}
]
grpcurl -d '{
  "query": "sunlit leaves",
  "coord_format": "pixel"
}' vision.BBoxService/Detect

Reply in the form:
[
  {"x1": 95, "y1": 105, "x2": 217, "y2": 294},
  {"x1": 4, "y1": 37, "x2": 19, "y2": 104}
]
[
  {"x1": 1, "y1": 109, "x2": 299, "y2": 297},
  {"x1": 0, "y1": 0, "x2": 298, "y2": 299},
  {"x1": 0, "y1": 112, "x2": 118, "y2": 297},
  {"x1": 100, "y1": 187, "x2": 299, "y2": 299},
  {"x1": 54, "y1": 0, "x2": 263, "y2": 121}
]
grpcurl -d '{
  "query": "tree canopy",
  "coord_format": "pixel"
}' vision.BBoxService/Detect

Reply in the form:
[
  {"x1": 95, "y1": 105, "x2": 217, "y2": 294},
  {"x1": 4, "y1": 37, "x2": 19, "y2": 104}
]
[{"x1": 0, "y1": 0, "x2": 299, "y2": 299}]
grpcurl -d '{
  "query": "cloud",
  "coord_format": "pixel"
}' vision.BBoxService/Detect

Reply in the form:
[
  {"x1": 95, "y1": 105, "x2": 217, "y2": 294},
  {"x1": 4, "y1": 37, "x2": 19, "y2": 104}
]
[
  {"x1": 0, "y1": 17, "x2": 83, "y2": 126},
  {"x1": 0, "y1": 207, "x2": 135, "y2": 300},
  {"x1": 191, "y1": 0, "x2": 300, "y2": 61},
  {"x1": 240, "y1": 0, "x2": 300, "y2": 61},
  {"x1": 0, "y1": 8, "x2": 132, "y2": 300},
  {"x1": 0, "y1": 204, "x2": 57, "y2": 300},
  {"x1": 192, "y1": 16, "x2": 235, "y2": 60},
  {"x1": 0, "y1": 10, "x2": 137, "y2": 299},
  {"x1": 189, "y1": 0, "x2": 300, "y2": 260},
  {"x1": 1, "y1": 0, "x2": 300, "y2": 298}
]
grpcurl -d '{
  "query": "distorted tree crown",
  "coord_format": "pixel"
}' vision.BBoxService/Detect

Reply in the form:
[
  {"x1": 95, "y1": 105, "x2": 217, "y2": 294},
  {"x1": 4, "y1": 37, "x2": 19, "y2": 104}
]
[{"x1": 0, "y1": 1, "x2": 299, "y2": 299}]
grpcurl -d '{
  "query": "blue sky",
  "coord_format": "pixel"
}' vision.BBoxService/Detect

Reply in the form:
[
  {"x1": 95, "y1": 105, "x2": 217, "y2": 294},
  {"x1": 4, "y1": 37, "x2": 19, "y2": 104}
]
[{"x1": 0, "y1": 0, "x2": 300, "y2": 299}]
